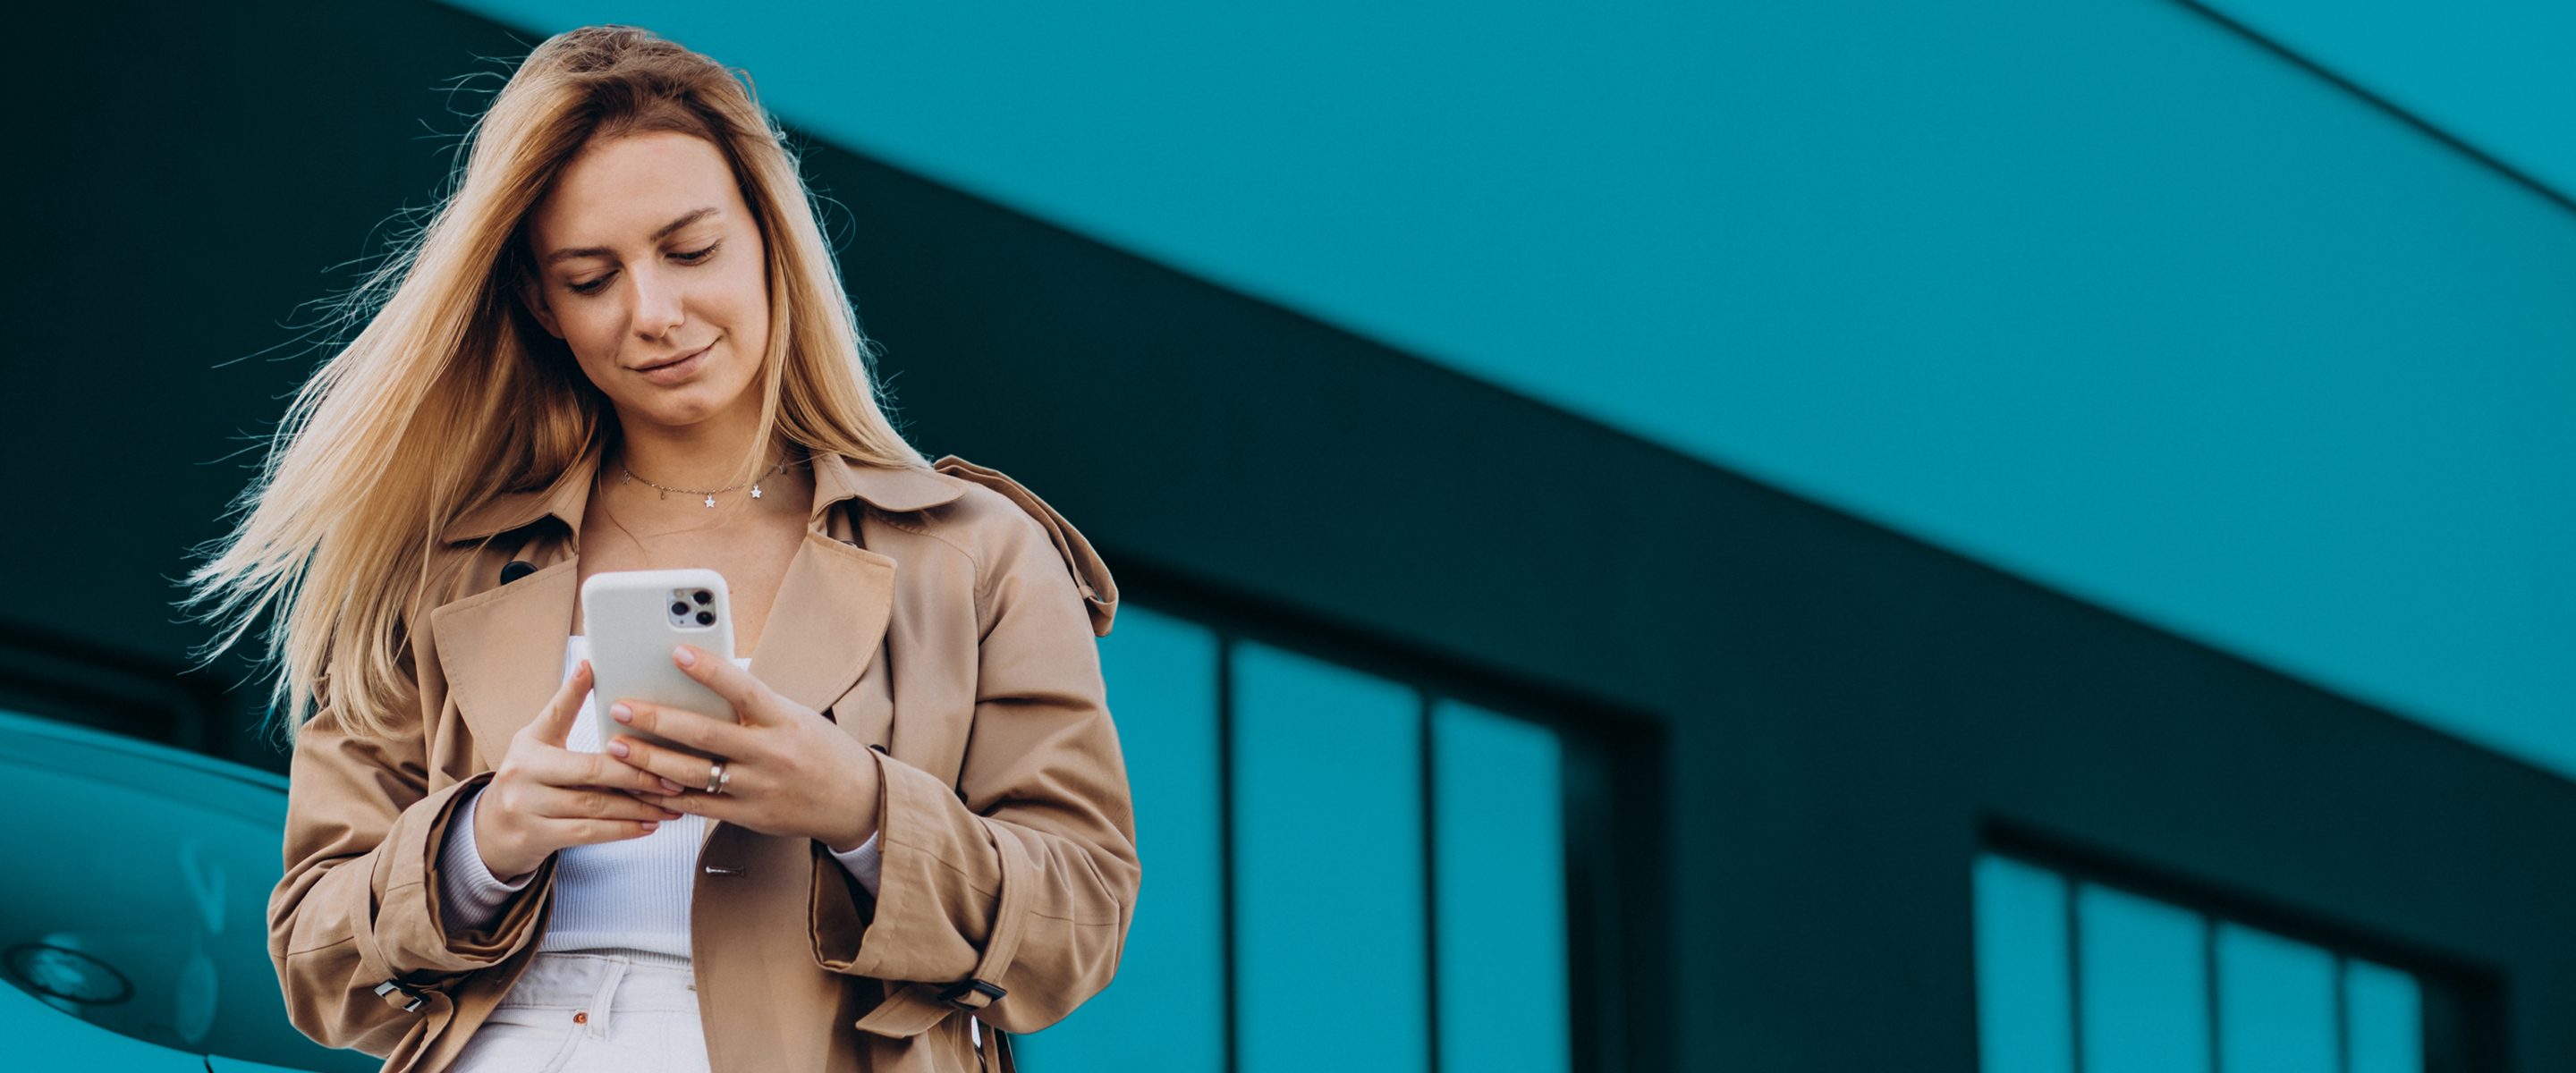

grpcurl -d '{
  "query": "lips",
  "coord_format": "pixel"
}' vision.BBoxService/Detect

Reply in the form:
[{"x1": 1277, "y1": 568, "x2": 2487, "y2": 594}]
[{"x1": 633, "y1": 342, "x2": 711, "y2": 372}]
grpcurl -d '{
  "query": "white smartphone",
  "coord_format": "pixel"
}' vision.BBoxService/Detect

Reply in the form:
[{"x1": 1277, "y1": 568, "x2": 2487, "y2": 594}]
[{"x1": 580, "y1": 568, "x2": 736, "y2": 761}]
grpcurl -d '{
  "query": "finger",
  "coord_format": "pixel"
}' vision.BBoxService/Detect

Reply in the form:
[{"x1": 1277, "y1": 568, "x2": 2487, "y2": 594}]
[
  {"x1": 538, "y1": 814, "x2": 666, "y2": 845},
  {"x1": 608, "y1": 697, "x2": 755, "y2": 759},
  {"x1": 634, "y1": 790, "x2": 733, "y2": 824},
  {"x1": 531, "y1": 784, "x2": 684, "y2": 823},
  {"x1": 534, "y1": 786, "x2": 684, "y2": 824},
  {"x1": 525, "y1": 659, "x2": 594, "y2": 748},
  {"x1": 672, "y1": 644, "x2": 774, "y2": 725},
  {"x1": 554, "y1": 746, "x2": 691, "y2": 796},
  {"x1": 598, "y1": 721, "x2": 733, "y2": 794}
]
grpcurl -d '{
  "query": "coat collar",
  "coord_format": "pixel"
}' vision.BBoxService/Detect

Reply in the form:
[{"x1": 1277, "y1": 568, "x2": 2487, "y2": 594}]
[{"x1": 437, "y1": 444, "x2": 967, "y2": 547}]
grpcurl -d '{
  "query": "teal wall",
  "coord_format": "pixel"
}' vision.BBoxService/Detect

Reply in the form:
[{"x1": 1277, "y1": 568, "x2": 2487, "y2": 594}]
[
  {"x1": 2211, "y1": 0, "x2": 2576, "y2": 196},
  {"x1": 436, "y1": 0, "x2": 2576, "y2": 785}
]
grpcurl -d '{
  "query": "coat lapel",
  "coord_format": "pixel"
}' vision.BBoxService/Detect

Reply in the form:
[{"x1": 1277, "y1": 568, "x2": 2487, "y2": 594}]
[
  {"x1": 747, "y1": 531, "x2": 898, "y2": 733},
  {"x1": 433, "y1": 553, "x2": 580, "y2": 759}
]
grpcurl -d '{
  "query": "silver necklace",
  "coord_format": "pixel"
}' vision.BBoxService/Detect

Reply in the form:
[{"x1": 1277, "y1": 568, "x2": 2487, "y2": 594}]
[{"x1": 620, "y1": 458, "x2": 794, "y2": 508}]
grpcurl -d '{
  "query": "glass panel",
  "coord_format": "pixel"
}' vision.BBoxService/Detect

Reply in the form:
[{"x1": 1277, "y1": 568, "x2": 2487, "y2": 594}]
[
  {"x1": 1431, "y1": 700, "x2": 1568, "y2": 1073},
  {"x1": 2078, "y1": 883, "x2": 2210, "y2": 1073},
  {"x1": 1013, "y1": 605, "x2": 1224, "y2": 1073},
  {"x1": 1233, "y1": 641, "x2": 1427, "y2": 1073},
  {"x1": 1972, "y1": 854, "x2": 2073, "y2": 1073},
  {"x1": 2216, "y1": 923, "x2": 2336, "y2": 1073},
  {"x1": 2346, "y1": 958, "x2": 2425, "y2": 1073}
]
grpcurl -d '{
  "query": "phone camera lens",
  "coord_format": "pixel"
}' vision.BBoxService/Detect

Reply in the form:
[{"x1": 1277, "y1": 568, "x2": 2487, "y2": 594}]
[
  {"x1": 695, "y1": 610, "x2": 716, "y2": 626},
  {"x1": 670, "y1": 602, "x2": 690, "y2": 616},
  {"x1": 693, "y1": 590, "x2": 713, "y2": 605}
]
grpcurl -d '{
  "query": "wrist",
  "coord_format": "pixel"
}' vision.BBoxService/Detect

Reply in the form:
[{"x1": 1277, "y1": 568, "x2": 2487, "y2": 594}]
[
  {"x1": 486, "y1": 852, "x2": 537, "y2": 885},
  {"x1": 825, "y1": 825, "x2": 876, "y2": 855},
  {"x1": 472, "y1": 800, "x2": 534, "y2": 883},
  {"x1": 822, "y1": 740, "x2": 882, "y2": 854}
]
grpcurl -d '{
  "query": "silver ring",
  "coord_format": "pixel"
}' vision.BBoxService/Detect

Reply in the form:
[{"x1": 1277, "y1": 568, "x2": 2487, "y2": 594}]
[{"x1": 704, "y1": 760, "x2": 728, "y2": 795}]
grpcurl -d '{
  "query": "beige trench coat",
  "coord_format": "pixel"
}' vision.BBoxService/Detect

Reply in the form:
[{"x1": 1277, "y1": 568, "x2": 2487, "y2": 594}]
[{"x1": 266, "y1": 447, "x2": 1137, "y2": 1073}]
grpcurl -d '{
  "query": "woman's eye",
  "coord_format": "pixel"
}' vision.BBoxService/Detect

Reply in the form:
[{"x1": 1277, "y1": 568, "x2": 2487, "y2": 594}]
[{"x1": 564, "y1": 243, "x2": 717, "y2": 297}]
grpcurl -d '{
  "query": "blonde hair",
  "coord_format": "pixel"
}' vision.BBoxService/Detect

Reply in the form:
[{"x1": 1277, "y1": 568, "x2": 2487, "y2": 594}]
[{"x1": 182, "y1": 24, "x2": 928, "y2": 747}]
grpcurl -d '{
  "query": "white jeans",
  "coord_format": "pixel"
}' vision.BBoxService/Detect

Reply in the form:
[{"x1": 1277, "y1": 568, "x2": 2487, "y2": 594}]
[{"x1": 449, "y1": 949, "x2": 713, "y2": 1073}]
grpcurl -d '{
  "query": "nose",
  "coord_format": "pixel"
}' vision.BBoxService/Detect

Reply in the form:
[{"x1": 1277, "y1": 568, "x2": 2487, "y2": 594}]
[{"x1": 629, "y1": 266, "x2": 685, "y2": 342}]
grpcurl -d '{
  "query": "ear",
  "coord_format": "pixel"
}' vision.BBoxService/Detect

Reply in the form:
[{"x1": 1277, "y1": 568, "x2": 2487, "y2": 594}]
[{"x1": 519, "y1": 271, "x2": 564, "y2": 340}]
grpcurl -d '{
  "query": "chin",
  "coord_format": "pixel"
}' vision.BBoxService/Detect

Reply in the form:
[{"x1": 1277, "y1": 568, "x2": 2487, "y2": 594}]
[
  {"x1": 631, "y1": 396, "x2": 723, "y2": 427},
  {"x1": 625, "y1": 380, "x2": 759, "y2": 428}
]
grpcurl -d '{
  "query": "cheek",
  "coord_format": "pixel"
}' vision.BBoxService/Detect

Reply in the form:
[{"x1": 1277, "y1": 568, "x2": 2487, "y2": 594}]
[
  {"x1": 560, "y1": 310, "x2": 628, "y2": 377},
  {"x1": 715, "y1": 266, "x2": 771, "y2": 357},
  {"x1": 719, "y1": 260, "x2": 768, "y2": 325}
]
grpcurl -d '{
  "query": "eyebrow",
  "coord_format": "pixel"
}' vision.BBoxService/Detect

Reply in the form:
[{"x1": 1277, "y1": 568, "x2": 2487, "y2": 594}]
[{"x1": 541, "y1": 207, "x2": 721, "y2": 266}]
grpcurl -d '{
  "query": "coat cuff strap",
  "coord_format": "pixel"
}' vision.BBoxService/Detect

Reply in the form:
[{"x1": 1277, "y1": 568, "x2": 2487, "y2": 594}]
[
  {"x1": 848, "y1": 791, "x2": 1041, "y2": 1036},
  {"x1": 945, "y1": 824, "x2": 1036, "y2": 1010}
]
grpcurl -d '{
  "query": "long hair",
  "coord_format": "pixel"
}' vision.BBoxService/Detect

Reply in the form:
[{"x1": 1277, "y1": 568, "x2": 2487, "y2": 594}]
[{"x1": 181, "y1": 24, "x2": 928, "y2": 747}]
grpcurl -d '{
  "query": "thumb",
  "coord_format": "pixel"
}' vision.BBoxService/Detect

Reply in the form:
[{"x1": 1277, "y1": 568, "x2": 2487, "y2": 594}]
[{"x1": 532, "y1": 658, "x2": 593, "y2": 748}]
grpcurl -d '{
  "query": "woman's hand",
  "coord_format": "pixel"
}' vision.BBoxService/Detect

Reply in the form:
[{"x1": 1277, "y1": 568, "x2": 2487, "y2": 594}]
[
  {"x1": 472, "y1": 659, "x2": 692, "y2": 882},
  {"x1": 604, "y1": 644, "x2": 884, "y2": 852}
]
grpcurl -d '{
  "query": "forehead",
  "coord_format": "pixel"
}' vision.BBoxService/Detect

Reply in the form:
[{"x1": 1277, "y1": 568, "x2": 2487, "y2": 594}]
[{"x1": 529, "y1": 131, "x2": 741, "y2": 244}]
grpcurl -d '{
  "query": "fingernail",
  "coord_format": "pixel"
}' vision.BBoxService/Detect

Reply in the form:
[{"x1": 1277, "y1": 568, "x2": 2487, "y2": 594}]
[
  {"x1": 611, "y1": 703, "x2": 632, "y2": 722},
  {"x1": 660, "y1": 777, "x2": 686, "y2": 793},
  {"x1": 641, "y1": 821, "x2": 660, "y2": 831},
  {"x1": 672, "y1": 645, "x2": 697, "y2": 667},
  {"x1": 608, "y1": 740, "x2": 629, "y2": 757}
]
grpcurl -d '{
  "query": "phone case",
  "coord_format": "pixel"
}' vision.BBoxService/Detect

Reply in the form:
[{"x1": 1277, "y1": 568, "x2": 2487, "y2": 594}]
[{"x1": 579, "y1": 568, "x2": 736, "y2": 761}]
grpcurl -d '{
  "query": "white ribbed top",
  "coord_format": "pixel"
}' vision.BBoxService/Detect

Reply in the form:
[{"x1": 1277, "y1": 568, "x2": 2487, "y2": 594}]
[{"x1": 437, "y1": 635, "x2": 883, "y2": 959}]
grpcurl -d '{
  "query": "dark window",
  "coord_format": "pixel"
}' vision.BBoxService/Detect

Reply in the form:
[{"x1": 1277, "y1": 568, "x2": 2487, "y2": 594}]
[
  {"x1": 1975, "y1": 851, "x2": 2429, "y2": 1073},
  {"x1": 1024, "y1": 602, "x2": 1578, "y2": 1073}
]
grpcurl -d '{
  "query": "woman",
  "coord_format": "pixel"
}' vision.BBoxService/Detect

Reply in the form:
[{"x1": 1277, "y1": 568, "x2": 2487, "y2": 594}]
[{"x1": 182, "y1": 24, "x2": 1136, "y2": 1073}]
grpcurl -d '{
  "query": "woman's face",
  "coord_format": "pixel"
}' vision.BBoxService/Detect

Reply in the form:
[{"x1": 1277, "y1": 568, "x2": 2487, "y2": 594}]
[{"x1": 520, "y1": 131, "x2": 771, "y2": 435}]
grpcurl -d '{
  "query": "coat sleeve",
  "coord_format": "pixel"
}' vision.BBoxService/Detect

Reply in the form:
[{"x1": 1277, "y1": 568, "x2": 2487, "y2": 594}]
[
  {"x1": 267, "y1": 663, "x2": 556, "y2": 1054},
  {"x1": 807, "y1": 481, "x2": 1140, "y2": 1035}
]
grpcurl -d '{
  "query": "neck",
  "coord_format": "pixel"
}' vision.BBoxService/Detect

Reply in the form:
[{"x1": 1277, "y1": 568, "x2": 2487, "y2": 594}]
[
  {"x1": 597, "y1": 404, "x2": 816, "y2": 528},
  {"x1": 612, "y1": 408, "x2": 784, "y2": 490}
]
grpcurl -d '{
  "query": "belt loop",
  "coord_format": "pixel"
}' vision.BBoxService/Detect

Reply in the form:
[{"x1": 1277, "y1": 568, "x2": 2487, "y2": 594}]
[{"x1": 581, "y1": 957, "x2": 629, "y2": 1039}]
